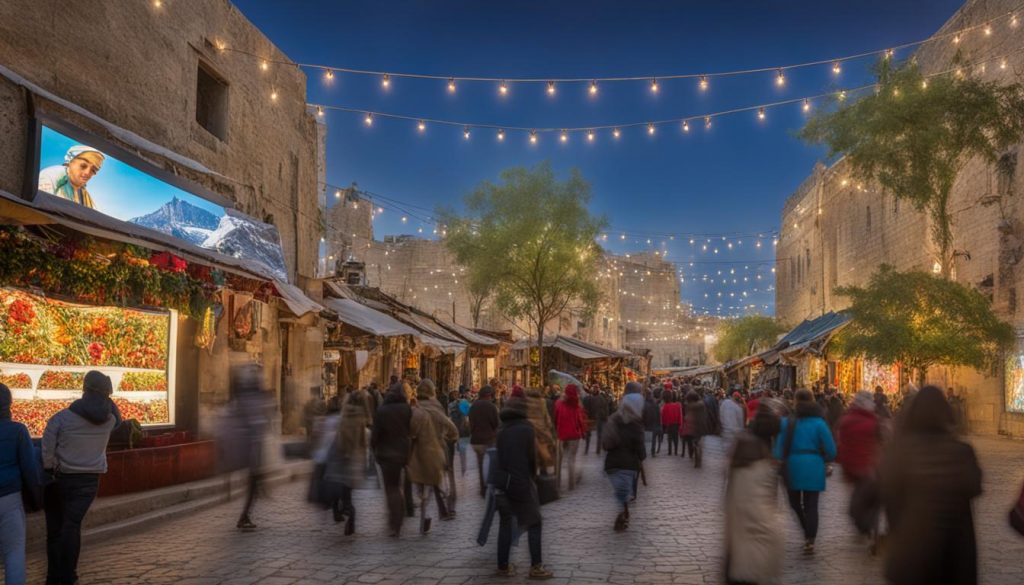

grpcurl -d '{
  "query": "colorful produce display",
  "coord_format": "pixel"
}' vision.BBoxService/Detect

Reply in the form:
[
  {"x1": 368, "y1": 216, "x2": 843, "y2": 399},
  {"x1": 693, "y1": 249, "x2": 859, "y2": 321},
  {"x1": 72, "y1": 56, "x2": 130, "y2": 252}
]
[
  {"x1": 119, "y1": 371, "x2": 168, "y2": 392},
  {"x1": 11, "y1": 397, "x2": 170, "y2": 437},
  {"x1": 38, "y1": 370, "x2": 85, "y2": 390},
  {"x1": 0, "y1": 371, "x2": 31, "y2": 389},
  {"x1": 0, "y1": 288, "x2": 169, "y2": 369}
]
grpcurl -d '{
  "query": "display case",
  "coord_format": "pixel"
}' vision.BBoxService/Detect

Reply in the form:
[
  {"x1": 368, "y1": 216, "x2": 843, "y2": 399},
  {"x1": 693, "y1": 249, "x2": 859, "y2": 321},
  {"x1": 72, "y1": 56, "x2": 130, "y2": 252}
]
[
  {"x1": 0, "y1": 288, "x2": 175, "y2": 436},
  {"x1": 1005, "y1": 339, "x2": 1024, "y2": 414}
]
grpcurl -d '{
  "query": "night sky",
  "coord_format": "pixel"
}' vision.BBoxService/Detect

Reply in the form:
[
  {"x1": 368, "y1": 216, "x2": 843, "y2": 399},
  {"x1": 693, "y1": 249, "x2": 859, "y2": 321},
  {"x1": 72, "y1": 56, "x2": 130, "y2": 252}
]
[{"x1": 231, "y1": 0, "x2": 964, "y2": 316}]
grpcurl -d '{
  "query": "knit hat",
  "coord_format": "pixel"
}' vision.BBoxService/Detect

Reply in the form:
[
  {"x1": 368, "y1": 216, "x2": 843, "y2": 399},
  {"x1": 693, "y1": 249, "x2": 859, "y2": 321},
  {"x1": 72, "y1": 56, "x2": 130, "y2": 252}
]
[
  {"x1": 510, "y1": 385, "x2": 526, "y2": 399},
  {"x1": 624, "y1": 381, "x2": 643, "y2": 395},
  {"x1": 416, "y1": 378, "x2": 437, "y2": 399},
  {"x1": 84, "y1": 370, "x2": 113, "y2": 396}
]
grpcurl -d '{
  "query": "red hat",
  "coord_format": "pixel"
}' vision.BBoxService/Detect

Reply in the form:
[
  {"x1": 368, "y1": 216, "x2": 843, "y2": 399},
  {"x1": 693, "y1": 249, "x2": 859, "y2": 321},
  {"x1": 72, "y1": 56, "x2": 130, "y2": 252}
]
[
  {"x1": 732, "y1": 392, "x2": 742, "y2": 400},
  {"x1": 511, "y1": 385, "x2": 526, "y2": 399}
]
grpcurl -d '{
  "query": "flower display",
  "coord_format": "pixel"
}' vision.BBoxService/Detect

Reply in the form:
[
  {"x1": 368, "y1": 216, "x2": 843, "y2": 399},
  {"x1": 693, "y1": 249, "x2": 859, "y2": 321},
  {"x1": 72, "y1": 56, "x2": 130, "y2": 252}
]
[
  {"x1": 0, "y1": 289, "x2": 169, "y2": 369},
  {"x1": 12, "y1": 398, "x2": 170, "y2": 437},
  {"x1": 38, "y1": 370, "x2": 85, "y2": 390},
  {"x1": 120, "y1": 371, "x2": 168, "y2": 392},
  {"x1": 0, "y1": 371, "x2": 31, "y2": 389}
]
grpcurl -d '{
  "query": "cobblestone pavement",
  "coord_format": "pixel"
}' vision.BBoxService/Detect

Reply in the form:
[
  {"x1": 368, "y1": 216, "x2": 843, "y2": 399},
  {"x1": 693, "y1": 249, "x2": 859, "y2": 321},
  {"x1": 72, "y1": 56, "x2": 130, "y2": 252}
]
[{"x1": 21, "y1": 434, "x2": 1024, "y2": 585}]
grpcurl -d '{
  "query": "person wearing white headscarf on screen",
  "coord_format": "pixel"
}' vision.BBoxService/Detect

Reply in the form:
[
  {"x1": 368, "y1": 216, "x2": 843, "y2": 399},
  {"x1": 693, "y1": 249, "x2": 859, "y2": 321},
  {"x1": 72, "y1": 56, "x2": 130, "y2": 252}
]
[{"x1": 38, "y1": 145, "x2": 105, "y2": 209}]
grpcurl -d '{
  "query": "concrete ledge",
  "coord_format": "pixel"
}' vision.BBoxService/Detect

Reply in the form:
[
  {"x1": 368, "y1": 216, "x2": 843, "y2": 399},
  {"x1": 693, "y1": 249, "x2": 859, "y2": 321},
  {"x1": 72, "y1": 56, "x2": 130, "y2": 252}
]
[{"x1": 26, "y1": 460, "x2": 311, "y2": 548}]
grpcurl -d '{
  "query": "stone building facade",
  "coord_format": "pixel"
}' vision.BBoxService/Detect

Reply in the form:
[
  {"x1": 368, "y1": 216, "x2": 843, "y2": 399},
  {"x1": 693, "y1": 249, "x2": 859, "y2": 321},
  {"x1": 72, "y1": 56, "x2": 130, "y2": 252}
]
[
  {"x1": 777, "y1": 0, "x2": 1024, "y2": 436},
  {"x1": 0, "y1": 0, "x2": 324, "y2": 432}
]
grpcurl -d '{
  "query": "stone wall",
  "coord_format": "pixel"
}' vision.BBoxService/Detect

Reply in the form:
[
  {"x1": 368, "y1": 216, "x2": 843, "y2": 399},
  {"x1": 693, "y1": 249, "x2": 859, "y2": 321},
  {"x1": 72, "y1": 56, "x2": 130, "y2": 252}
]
[
  {"x1": 0, "y1": 0, "x2": 324, "y2": 433},
  {"x1": 777, "y1": 0, "x2": 1024, "y2": 436}
]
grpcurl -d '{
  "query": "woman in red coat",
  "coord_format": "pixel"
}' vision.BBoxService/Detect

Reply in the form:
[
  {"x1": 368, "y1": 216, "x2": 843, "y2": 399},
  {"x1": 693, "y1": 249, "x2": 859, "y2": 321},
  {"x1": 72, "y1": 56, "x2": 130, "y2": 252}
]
[
  {"x1": 836, "y1": 390, "x2": 882, "y2": 549},
  {"x1": 660, "y1": 391, "x2": 682, "y2": 455},
  {"x1": 554, "y1": 384, "x2": 588, "y2": 491}
]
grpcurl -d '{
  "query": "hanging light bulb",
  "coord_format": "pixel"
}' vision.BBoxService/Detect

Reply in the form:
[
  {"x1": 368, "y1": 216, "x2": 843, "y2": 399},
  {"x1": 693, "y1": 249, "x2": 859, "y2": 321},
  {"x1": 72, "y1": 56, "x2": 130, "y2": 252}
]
[
  {"x1": 334, "y1": 190, "x2": 341, "y2": 198},
  {"x1": 325, "y1": 69, "x2": 334, "y2": 82},
  {"x1": 401, "y1": 216, "x2": 408, "y2": 223},
  {"x1": 650, "y1": 78, "x2": 659, "y2": 93},
  {"x1": 921, "y1": 79, "x2": 928, "y2": 89},
  {"x1": 885, "y1": 48, "x2": 894, "y2": 59},
  {"x1": 447, "y1": 78, "x2": 456, "y2": 93},
  {"x1": 497, "y1": 129, "x2": 505, "y2": 141},
  {"x1": 547, "y1": 81, "x2": 556, "y2": 95},
  {"x1": 381, "y1": 74, "x2": 391, "y2": 89},
  {"x1": 560, "y1": 129, "x2": 568, "y2": 142},
  {"x1": 529, "y1": 130, "x2": 538, "y2": 144},
  {"x1": 260, "y1": 59, "x2": 269, "y2": 71},
  {"x1": 832, "y1": 62, "x2": 841, "y2": 75},
  {"x1": 612, "y1": 128, "x2": 621, "y2": 139},
  {"x1": 775, "y1": 69, "x2": 786, "y2": 86},
  {"x1": 417, "y1": 120, "x2": 426, "y2": 132},
  {"x1": 699, "y1": 75, "x2": 708, "y2": 91},
  {"x1": 364, "y1": 112, "x2": 373, "y2": 126},
  {"x1": 587, "y1": 129, "x2": 595, "y2": 142},
  {"x1": 704, "y1": 116, "x2": 712, "y2": 129},
  {"x1": 1013, "y1": 14, "x2": 1020, "y2": 28},
  {"x1": 270, "y1": 89, "x2": 278, "y2": 101},
  {"x1": 757, "y1": 107, "x2": 766, "y2": 121},
  {"x1": 838, "y1": 90, "x2": 847, "y2": 101},
  {"x1": 953, "y1": 34, "x2": 961, "y2": 45},
  {"x1": 463, "y1": 126, "x2": 471, "y2": 139},
  {"x1": 499, "y1": 80, "x2": 508, "y2": 95},
  {"x1": 1001, "y1": 59, "x2": 1008, "y2": 70},
  {"x1": 802, "y1": 98, "x2": 811, "y2": 113},
  {"x1": 316, "y1": 106, "x2": 324, "y2": 117},
  {"x1": 589, "y1": 80, "x2": 598, "y2": 95},
  {"x1": 682, "y1": 120, "x2": 690, "y2": 133},
  {"x1": 985, "y1": 24, "x2": 992, "y2": 36},
  {"x1": 647, "y1": 123, "x2": 655, "y2": 135}
]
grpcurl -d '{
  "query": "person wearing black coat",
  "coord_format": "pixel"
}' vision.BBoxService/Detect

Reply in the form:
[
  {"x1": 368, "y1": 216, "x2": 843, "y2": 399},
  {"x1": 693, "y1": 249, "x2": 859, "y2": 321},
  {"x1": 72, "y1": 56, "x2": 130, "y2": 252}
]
[
  {"x1": 370, "y1": 383, "x2": 412, "y2": 537},
  {"x1": 584, "y1": 388, "x2": 611, "y2": 455},
  {"x1": 469, "y1": 386, "x2": 500, "y2": 498},
  {"x1": 642, "y1": 391, "x2": 663, "y2": 457},
  {"x1": 684, "y1": 391, "x2": 711, "y2": 468},
  {"x1": 493, "y1": 398, "x2": 552, "y2": 580},
  {"x1": 603, "y1": 393, "x2": 646, "y2": 531},
  {"x1": 880, "y1": 386, "x2": 982, "y2": 585}
]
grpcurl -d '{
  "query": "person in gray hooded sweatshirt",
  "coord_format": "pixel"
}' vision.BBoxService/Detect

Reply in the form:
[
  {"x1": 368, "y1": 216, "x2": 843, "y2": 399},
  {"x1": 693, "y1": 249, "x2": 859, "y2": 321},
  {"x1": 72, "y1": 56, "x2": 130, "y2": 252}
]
[{"x1": 42, "y1": 370, "x2": 121, "y2": 585}]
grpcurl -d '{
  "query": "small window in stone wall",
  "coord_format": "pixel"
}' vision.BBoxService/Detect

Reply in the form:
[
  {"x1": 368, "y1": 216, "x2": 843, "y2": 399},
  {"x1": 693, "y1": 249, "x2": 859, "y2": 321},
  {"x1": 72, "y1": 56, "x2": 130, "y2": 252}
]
[
  {"x1": 196, "y1": 61, "x2": 229, "y2": 141},
  {"x1": 866, "y1": 205, "x2": 872, "y2": 232}
]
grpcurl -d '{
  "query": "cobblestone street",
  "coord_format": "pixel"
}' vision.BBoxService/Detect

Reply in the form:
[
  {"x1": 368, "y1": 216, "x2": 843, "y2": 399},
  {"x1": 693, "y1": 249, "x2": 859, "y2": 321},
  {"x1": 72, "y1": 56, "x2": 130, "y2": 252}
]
[{"x1": 22, "y1": 435, "x2": 1024, "y2": 585}]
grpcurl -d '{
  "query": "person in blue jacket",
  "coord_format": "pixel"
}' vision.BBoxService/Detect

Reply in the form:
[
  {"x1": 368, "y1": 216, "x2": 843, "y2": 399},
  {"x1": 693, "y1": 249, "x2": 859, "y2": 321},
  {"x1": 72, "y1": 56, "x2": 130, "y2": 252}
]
[
  {"x1": 773, "y1": 388, "x2": 837, "y2": 555},
  {"x1": 0, "y1": 382, "x2": 42, "y2": 585}
]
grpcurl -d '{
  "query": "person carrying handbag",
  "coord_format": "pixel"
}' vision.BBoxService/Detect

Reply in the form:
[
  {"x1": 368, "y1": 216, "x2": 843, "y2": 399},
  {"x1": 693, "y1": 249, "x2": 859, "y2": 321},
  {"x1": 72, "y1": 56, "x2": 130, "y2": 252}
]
[{"x1": 773, "y1": 388, "x2": 836, "y2": 556}]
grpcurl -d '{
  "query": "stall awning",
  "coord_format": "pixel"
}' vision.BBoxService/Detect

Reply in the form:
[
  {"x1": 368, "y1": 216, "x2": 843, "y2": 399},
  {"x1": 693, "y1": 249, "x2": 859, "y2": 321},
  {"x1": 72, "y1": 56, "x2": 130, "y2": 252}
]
[
  {"x1": 439, "y1": 320, "x2": 502, "y2": 347},
  {"x1": 272, "y1": 281, "x2": 324, "y2": 318},
  {"x1": 512, "y1": 335, "x2": 632, "y2": 360},
  {"x1": 777, "y1": 311, "x2": 851, "y2": 358},
  {"x1": 322, "y1": 298, "x2": 419, "y2": 338}
]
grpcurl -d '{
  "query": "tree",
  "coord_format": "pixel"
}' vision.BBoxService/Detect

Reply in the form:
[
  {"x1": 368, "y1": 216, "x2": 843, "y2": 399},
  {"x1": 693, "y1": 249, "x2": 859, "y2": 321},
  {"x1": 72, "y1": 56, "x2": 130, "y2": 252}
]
[
  {"x1": 442, "y1": 163, "x2": 605, "y2": 381},
  {"x1": 800, "y1": 58, "x2": 1024, "y2": 277},
  {"x1": 464, "y1": 270, "x2": 492, "y2": 328},
  {"x1": 713, "y1": 315, "x2": 787, "y2": 363},
  {"x1": 833, "y1": 265, "x2": 1014, "y2": 385}
]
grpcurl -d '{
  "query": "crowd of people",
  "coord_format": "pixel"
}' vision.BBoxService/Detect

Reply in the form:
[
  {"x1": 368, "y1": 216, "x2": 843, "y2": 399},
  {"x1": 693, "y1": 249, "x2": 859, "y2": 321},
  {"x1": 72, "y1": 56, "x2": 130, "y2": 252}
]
[{"x1": 0, "y1": 366, "x2": 1015, "y2": 584}]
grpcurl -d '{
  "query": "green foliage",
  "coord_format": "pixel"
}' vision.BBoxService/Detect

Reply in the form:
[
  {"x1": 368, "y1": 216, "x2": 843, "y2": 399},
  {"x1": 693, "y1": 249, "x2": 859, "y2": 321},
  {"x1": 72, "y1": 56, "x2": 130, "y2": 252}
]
[
  {"x1": 713, "y1": 315, "x2": 787, "y2": 363},
  {"x1": 833, "y1": 265, "x2": 1014, "y2": 379},
  {"x1": 442, "y1": 163, "x2": 606, "y2": 368},
  {"x1": 800, "y1": 58, "x2": 1024, "y2": 275}
]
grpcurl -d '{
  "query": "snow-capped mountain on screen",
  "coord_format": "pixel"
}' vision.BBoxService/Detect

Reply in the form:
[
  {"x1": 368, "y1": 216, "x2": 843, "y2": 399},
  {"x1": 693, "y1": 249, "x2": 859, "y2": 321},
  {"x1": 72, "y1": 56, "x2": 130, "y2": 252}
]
[{"x1": 128, "y1": 197, "x2": 219, "y2": 245}]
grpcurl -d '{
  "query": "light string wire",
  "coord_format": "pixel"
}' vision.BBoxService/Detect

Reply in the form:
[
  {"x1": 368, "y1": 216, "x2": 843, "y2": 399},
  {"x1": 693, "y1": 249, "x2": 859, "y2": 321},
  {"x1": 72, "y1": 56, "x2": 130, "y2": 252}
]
[
  {"x1": 221, "y1": 5, "x2": 1021, "y2": 85},
  {"x1": 305, "y1": 44, "x2": 1024, "y2": 136}
]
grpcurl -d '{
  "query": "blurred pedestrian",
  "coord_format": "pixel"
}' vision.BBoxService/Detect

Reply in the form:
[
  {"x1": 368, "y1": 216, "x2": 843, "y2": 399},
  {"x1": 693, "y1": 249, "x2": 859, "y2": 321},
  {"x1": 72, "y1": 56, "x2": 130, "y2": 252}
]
[
  {"x1": 881, "y1": 386, "x2": 982, "y2": 585},
  {"x1": 370, "y1": 382, "x2": 412, "y2": 537},
  {"x1": 42, "y1": 370, "x2": 122, "y2": 583},
  {"x1": 469, "y1": 385, "x2": 499, "y2": 498},
  {"x1": 660, "y1": 390, "x2": 682, "y2": 456},
  {"x1": 1, "y1": 383, "x2": 42, "y2": 585},
  {"x1": 642, "y1": 389, "x2": 663, "y2": 457},
  {"x1": 493, "y1": 396, "x2": 553, "y2": 580},
  {"x1": 525, "y1": 388, "x2": 557, "y2": 473},
  {"x1": 307, "y1": 396, "x2": 341, "y2": 515},
  {"x1": 227, "y1": 363, "x2": 272, "y2": 532},
  {"x1": 773, "y1": 388, "x2": 836, "y2": 555},
  {"x1": 682, "y1": 391, "x2": 711, "y2": 468},
  {"x1": 554, "y1": 384, "x2": 587, "y2": 490},
  {"x1": 583, "y1": 384, "x2": 610, "y2": 455},
  {"x1": 724, "y1": 424, "x2": 784, "y2": 585},
  {"x1": 836, "y1": 391, "x2": 882, "y2": 553},
  {"x1": 331, "y1": 388, "x2": 371, "y2": 535},
  {"x1": 408, "y1": 379, "x2": 459, "y2": 533},
  {"x1": 603, "y1": 393, "x2": 645, "y2": 531},
  {"x1": 720, "y1": 392, "x2": 747, "y2": 445}
]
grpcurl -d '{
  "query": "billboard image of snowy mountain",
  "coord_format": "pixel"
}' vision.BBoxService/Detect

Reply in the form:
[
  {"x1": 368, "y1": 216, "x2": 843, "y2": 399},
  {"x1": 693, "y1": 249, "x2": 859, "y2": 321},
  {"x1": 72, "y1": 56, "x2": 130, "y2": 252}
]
[
  {"x1": 129, "y1": 197, "x2": 220, "y2": 245},
  {"x1": 201, "y1": 209, "x2": 289, "y2": 282}
]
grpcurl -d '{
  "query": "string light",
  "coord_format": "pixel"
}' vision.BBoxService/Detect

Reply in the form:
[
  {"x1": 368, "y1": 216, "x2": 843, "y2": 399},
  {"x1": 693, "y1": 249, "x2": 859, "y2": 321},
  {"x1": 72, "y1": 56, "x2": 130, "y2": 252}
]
[
  {"x1": 447, "y1": 78, "x2": 456, "y2": 93},
  {"x1": 499, "y1": 80, "x2": 508, "y2": 95},
  {"x1": 589, "y1": 80, "x2": 599, "y2": 96},
  {"x1": 463, "y1": 126, "x2": 471, "y2": 139},
  {"x1": 613, "y1": 128, "x2": 621, "y2": 139},
  {"x1": 381, "y1": 74, "x2": 391, "y2": 89},
  {"x1": 260, "y1": 59, "x2": 268, "y2": 71},
  {"x1": 1001, "y1": 59, "x2": 1008, "y2": 70},
  {"x1": 324, "y1": 69, "x2": 334, "y2": 82},
  {"x1": 953, "y1": 34, "x2": 961, "y2": 45},
  {"x1": 647, "y1": 123, "x2": 656, "y2": 135},
  {"x1": 650, "y1": 78, "x2": 659, "y2": 93},
  {"x1": 529, "y1": 130, "x2": 538, "y2": 144},
  {"x1": 497, "y1": 128, "x2": 505, "y2": 141},
  {"x1": 560, "y1": 129, "x2": 569, "y2": 142},
  {"x1": 270, "y1": 89, "x2": 278, "y2": 101},
  {"x1": 985, "y1": 24, "x2": 993, "y2": 36},
  {"x1": 802, "y1": 98, "x2": 811, "y2": 112},
  {"x1": 547, "y1": 81, "x2": 556, "y2": 95},
  {"x1": 921, "y1": 79, "x2": 928, "y2": 89},
  {"x1": 704, "y1": 116, "x2": 712, "y2": 130},
  {"x1": 153, "y1": 0, "x2": 162, "y2": 7},
  {"x1": 317, "y1": 106, "x2": 324, "y2": 117},
  {"x1": 682, "y1": 120, "x2": 690, "y2": 133},
  {"x1": 832, "y1": 62, "x2": 841, "y2": 75},
  {"x1": 1013, "y1": 14, "x2": 1020, "y2": 28},
  {"x1": 699, "y1": 75, "x2": 709, "y2": 91},
  {"x1": 364, "y1": 112, "x2": 373, "y2": 126},
  {"x1": 417, "y1": 120, "x2": 426, "y2": 132},
  {"x1": 775, "y1": 68, "x2": 786, "y2": 86},
  {"x1": 757, "y1": 107, "x2": 766, "y2": 121},
  {"x1": 587, "y1": 129, "x2": 595, "y2": 142}
]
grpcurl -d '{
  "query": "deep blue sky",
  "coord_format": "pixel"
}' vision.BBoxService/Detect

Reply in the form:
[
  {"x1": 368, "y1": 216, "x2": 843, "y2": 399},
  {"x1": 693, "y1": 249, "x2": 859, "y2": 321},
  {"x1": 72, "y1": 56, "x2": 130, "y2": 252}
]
[{"x1": 232, "y1": 0, "x2": 964, "y2": 316}]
